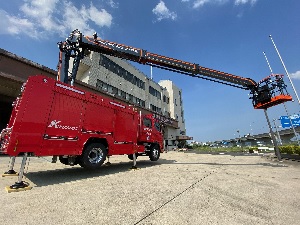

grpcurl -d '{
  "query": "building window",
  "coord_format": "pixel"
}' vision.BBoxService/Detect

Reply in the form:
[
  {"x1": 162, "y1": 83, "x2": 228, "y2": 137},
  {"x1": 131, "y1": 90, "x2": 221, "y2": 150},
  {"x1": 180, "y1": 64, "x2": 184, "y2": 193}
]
[
  {"x1": 149, "y1": 86, "x2": 161, "y2": 100},
  {"x1": 96, "y1": 80, "x2": 107, "y2": 91},
  {"x1": 96, "y1": 79, "x2": 145, "y2": 108},
  {"x1": 129, "y1": 94, "x2": 133, "y2": 102},
  {"x1": 99, "y1": 54, "x2": 145, "y2": 90},
  {"x1": 121, "y1": 90, "x2": 126, "y2": 99},
  {"x1": 163, "y1": 95, "x2": 169, "y2": 104},
  {"x1": 112, "y1": 86, "x2": 118, "y2": 95},
  {"x1": 179, "y1": 91, "x2": 182, "y2": 105},
  {"x1": 107, "y1": 85, "x2": 113, "y2": 94},
  {"x1": 150, "y1": 104, "x2": 162, "y2": 113}
]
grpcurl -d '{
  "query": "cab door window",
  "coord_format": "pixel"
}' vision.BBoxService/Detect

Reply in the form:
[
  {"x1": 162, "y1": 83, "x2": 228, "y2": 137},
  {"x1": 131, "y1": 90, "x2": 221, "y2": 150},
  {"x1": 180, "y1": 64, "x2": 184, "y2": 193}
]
[{"x1": 143, "y1": 118, "x2": 152, "y2": 128}]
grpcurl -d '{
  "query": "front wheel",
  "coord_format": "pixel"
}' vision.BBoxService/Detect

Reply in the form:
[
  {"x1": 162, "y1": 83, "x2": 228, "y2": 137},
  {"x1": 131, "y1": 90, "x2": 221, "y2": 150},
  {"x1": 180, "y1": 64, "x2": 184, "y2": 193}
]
[
  {"x1": 149, "y1": 144, "x2": 160, "y2": 161},
  {"x1": 80, "y1": 143, "x2": 107, "y2": 169}
]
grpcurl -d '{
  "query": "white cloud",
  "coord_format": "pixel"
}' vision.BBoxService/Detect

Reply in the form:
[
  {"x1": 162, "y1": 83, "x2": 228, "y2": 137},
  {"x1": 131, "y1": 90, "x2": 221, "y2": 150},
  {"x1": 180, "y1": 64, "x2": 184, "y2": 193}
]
[
  {"x1": 290, "y1": 71, "x2": 300, "y2": 80},
  {"x1": 19, "y1": 0, "x2": 63, "y2": 33},
  {"x1": 189, "y1": 0, "x2": 228, "y2": 8},
  {"x1": 152, "y1": 1, "x2": 177, "y2": 21},
  {"x1": 234, "y1": 0, "x2": 257, "y2": 5},
  {"x1": 88, "y1": 5, "x2": 113, "y2": 27},
  {"x1": 63, "y1": 2, "x2": 94, "y2": 35},
  {"x1": 193, "y1": 0, "x2": 211, "y2": 8},
  {"x1": 20, "y1": 0, "x2": 59, "y2": 19},
  {"x1": 182, "y1": 0, "x2": 257, "y2": 8},
  {"x1": 63, "y1": 2, "x2": 112, "y2": 35},
  {"x1": 0, "y1": 9, "x2": 38, "y2": 38},
  {"x1": 0, "y1": 0, "x2": 113, "y2": 39},
  {"x1": 107, "y1": 0, "x2": 118, "y2": 8}
]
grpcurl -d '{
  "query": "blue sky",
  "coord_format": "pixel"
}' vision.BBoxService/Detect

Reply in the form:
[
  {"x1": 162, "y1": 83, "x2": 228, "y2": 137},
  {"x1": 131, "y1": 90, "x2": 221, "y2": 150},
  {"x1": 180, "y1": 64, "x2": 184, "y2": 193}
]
[{"x1": 0, "y1": 0, "x2": 299, "y2": 142}]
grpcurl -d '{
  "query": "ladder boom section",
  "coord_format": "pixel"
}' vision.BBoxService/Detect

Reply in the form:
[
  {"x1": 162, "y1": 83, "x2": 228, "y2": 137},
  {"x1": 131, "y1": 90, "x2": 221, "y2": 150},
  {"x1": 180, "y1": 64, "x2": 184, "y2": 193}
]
[
  {"x1": 144, "y1": 52, "x2": 256, "y2": 88},
  {"x1": 58, "y1": 29, "x2": 256, "y2": 90},
  {"x1": 57, "y1": 29, "x2": 292, "y2": 109}
]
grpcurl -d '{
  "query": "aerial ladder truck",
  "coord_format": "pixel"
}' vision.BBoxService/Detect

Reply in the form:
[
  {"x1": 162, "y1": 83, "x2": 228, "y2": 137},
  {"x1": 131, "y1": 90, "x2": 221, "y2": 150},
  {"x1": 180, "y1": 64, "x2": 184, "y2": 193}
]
[{"x1": 0, "y1": 29, "x2": 292, "y2": 191}]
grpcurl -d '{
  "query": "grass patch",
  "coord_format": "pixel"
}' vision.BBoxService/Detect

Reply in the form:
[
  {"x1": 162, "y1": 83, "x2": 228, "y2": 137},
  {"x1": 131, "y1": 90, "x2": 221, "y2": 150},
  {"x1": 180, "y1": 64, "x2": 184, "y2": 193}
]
[
  {"x1": 192, "y1": 146, "x2": 245, "y2": 153},
  {"x1": 191, "y1": 145, "x2": 300, "y2": 155}
]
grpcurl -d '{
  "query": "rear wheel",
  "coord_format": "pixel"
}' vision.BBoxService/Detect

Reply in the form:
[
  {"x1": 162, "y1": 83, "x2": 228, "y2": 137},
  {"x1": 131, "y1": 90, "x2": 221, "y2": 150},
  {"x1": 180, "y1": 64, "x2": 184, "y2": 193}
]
[
  {"x1": 80, "y1": 143, "x2": 107, "y2": 169},
  {"x1": 149, "y1": 144, "x2": 160, "y2": 161}
]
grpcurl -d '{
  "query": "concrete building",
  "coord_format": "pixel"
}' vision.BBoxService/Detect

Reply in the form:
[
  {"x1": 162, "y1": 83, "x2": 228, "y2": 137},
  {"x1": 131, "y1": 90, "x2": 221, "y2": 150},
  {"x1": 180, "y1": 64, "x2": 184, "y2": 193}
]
[
  {"x1": 159, "y1": 80, "x2": 187, "y2": 147},
  {"x1": 72, "y1": 52, "x2": 192, "y2": 149}
]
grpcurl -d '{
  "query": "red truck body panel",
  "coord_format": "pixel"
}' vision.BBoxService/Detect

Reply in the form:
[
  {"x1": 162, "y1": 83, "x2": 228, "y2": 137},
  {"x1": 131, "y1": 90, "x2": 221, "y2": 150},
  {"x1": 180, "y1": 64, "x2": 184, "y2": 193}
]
[{"x1": 0, "y1": 75, "x2": 164, "y2": 157}]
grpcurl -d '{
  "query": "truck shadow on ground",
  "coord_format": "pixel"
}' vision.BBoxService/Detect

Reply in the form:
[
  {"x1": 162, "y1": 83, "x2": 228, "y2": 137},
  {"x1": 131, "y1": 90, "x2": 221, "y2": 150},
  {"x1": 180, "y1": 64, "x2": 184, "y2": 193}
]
[{"x1": 24, "y1": 159, "x2": 175, "y2": 188}]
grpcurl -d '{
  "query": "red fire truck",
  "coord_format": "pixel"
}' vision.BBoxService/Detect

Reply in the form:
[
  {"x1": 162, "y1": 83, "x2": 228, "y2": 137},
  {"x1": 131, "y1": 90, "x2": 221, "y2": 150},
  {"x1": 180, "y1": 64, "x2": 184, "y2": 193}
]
[
  {"x1": 0, "y1": 29, "x2": 292, "y2": 190},
  {"x1": 1, "y1": 75, "x2": 163, "y2": 167}
]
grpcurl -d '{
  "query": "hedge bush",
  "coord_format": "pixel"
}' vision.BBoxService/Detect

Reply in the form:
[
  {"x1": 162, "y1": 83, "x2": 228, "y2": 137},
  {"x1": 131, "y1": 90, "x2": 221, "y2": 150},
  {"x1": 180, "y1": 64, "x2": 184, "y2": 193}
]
[{"x1": 279, "y1": 145, "x2": 300, "y2": 155}]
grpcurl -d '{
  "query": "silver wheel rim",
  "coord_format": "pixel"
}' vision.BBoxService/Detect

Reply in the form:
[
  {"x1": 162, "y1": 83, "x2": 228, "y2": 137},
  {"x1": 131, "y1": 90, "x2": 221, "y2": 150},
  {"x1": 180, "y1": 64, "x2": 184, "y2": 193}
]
[
  {"x1": 88, "y1": 147, "x2": 104, "y2": 164},
  {"x1": 152, "y1": 148, "x2": 159, "y2": 158}
]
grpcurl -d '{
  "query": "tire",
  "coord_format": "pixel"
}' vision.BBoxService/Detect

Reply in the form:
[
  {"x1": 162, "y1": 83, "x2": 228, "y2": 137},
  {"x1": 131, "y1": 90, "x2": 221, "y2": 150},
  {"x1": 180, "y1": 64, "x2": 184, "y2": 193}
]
[
  {"x1": 128, "y1": 153, "x2": 138, "y2": 160},
  {"x1": 80, "y1": 143, "x2": 107, "y2": 169},
  {"x1": 149, "y1": 144, "x2": 160, "y2": 161}
]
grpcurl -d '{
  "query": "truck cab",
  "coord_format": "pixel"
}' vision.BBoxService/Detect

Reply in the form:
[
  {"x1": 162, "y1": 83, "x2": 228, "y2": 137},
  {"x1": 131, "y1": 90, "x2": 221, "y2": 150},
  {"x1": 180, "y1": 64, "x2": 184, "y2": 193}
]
[{"x1": 138, "y1": 114, "x2": 164, "y2": 154}]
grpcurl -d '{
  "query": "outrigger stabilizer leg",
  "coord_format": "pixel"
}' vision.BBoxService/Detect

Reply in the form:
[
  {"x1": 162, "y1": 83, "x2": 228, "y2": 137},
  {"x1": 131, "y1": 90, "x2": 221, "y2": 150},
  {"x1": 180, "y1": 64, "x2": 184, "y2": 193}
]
[
  {"x1": 2, "y1": 156, "x2": 18, "y2": 177},
  {"x1": 5, "y1": 153, "x2": 32, "y2": 193},
  {"x1": 105, "y1": 156, "x2": 111, "y2": 166},
  {"x1": 130, "y1": 153, "x2": 138, "y2": 170}
]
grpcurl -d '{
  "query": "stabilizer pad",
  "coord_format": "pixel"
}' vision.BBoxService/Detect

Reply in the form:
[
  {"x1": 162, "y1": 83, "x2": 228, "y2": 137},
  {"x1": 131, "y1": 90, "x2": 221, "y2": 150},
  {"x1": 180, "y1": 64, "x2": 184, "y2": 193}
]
[
  {"x1": 2, "y1": 173, "x2": 19, "y2": 177},
  {"x1": 5, "y1": 185, "x2": 32, "y2": 193},
  {"x1": 2, "y1": 170, "x2": 18, "y2": 177},
  {"x1": 5, "y1": 181, "x2": 32, "y2": 193}
]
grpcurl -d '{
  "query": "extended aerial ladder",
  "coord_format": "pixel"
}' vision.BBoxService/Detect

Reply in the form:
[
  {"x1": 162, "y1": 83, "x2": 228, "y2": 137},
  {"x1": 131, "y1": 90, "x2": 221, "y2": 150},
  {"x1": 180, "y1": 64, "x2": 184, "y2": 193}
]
[{"x1": 58, "y1": 29, "x2": 292, "y2": 110}]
